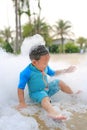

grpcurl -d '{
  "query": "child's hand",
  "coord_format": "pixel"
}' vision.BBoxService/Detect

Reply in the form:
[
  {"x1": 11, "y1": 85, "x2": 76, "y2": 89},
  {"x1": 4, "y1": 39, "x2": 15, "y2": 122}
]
[
  {"x1": 65, "y1": 66, "x2": 76, "y2": 73},
  {"x1": 75, "y1": 90, "x2": 82, "y2": 94},
  {"x1": 15, "y1": 103, "x2": 28, "y2": 110}
]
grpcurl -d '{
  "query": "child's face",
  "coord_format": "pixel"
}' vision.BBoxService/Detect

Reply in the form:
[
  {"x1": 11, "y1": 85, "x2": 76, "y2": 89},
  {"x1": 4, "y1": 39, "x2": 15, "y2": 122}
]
[{"x1": 32, "y1": 54, "x2": 50, "y2": 71}]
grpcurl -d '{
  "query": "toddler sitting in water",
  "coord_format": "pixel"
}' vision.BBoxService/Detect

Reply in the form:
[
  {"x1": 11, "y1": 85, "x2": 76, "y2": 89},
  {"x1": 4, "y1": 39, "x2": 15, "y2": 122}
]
[{"x1": 17, "y1": 45, "x2": 80, "y2": 120}]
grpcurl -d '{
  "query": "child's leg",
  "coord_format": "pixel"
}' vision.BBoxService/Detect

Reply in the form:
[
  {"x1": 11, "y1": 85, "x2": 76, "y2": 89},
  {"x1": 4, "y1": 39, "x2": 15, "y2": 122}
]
[
  {"x1": 59, "y1": 80, "x2": 73, "y2": 94},
  {"x1": 41, "y1": 96, "x2": 66, "y2": 120}
]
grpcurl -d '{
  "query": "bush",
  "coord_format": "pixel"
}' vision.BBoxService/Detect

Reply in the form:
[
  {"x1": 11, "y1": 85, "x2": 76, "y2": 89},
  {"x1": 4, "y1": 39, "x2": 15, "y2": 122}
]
[
  {"x1": 49, "y1": 44, "x2": 59, "y2": 53},
  {"x1": 65, "y1": 42, "x2": 80, "y2": 53},
  {"x1": 3, "y1": 42, "x2": 13, "y2": 53}
]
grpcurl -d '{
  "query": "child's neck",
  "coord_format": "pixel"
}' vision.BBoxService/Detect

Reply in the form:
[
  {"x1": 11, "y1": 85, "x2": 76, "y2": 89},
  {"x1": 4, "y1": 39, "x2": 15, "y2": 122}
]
[{"x1": 31, "y1": 63, "x2": 42, "y2": 72}]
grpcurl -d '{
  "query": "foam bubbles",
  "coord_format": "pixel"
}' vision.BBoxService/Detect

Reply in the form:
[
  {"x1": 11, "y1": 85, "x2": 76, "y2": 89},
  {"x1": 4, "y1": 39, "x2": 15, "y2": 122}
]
[
  {"x1": 21, "y1": 34, "x2": 45, "y2": 56},
  {"x1": 0, "y1": 34, "x2": 87, "y2": 130},
  {"x1": 0, "y1": 107, "x2": 39, "y2": 130}
]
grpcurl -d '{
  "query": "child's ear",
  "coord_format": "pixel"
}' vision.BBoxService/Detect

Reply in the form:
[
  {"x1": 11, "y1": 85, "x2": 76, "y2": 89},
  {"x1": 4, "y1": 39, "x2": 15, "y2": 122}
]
[{"x1": 32, "y1": 60, "x2": 37, "y2": 65}]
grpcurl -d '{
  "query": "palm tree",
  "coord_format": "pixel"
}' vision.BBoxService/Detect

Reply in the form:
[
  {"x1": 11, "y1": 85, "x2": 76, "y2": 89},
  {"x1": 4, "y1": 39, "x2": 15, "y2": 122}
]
[
  {"x1": 85, "y1": 38, "x2": 87, "y2": 52},
  {"x1": 22, "y1": 18, "x2": 52, "y2": 46},
  {"x1": 36, "y1": 0, "x2": 41, "y2": 33},
  {"x1": 18, "y1": 1, "x2": 23, "y2": 45},
  {"x1": 0, "y1": 27, "x2": 14, "y2": 52},
  {"x1": 32, "y1": 18, "x2": 52, "y2": 46},
  {"x1": 76, "y1": 37, "x2": 86, "y2": 52},
  {"x1": 14, "y1": 0, "x2": 19, "y2": 53},
  {"x1": 12, "y1": 0, "x2": 24, "y2": 53},
  {"x1": 53, "y1": 19, "x2": 73, "y2": 53},
  {"x1": 38, "y1": 0, "x2": 41, "y2": 17},
  {"x1": 12, "y1": 0, "x2": 42, "y2": 51},
  {"x1": 19, "y1": 0, "x2": 31, "y2": 23},
  {"x1": 0, "y1": 27, "x2": 13, "y2": 43}
]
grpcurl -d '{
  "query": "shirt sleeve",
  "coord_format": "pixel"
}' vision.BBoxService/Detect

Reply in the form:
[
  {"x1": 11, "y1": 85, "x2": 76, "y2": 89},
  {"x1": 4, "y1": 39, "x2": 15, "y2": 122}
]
[
  {"x1": 46, "y1": 66, "x2": 55, "y2": 76},
  {"x1": 18, "y1": 66, "x2": 31, "y2": 90}
]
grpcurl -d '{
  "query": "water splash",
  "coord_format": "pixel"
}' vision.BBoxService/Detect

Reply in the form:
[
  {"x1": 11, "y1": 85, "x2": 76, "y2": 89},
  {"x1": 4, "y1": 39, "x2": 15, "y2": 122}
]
[{"x1": 21, "y1": 34, "x2": 45, "y2": 56}]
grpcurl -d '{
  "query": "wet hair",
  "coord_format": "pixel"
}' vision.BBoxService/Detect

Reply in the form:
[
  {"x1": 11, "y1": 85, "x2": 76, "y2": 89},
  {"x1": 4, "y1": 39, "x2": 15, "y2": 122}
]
[{"x1": 29, "y1": 45, "x2": 49, "y2": 60}]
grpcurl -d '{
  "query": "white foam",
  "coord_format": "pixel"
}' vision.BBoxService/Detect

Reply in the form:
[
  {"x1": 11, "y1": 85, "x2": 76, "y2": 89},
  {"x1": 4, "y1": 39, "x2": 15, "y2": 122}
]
[
  {"x1": 0, "y1": 34, "x2": 87, "y2": 130},
  {"x1": 0, "y1": 106, "x2": 39, "y2": 130},
  {"x1": 21, "y1": 34, "x2": 45, "y2": 56}
]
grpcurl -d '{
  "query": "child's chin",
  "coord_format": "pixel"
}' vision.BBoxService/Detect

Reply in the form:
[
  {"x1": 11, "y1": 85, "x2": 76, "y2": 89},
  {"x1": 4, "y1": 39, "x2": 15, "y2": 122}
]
[{"x1": 40, "y1": 69, "x2": 44, "y2": 72}]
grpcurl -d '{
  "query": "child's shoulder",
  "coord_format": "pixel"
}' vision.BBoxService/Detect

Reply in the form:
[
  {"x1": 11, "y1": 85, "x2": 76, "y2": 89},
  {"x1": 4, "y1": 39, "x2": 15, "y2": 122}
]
[
  {"x1": 19, "y1": 64, "x2": 32, "y2": 80},
  {"x1": 21, "y1": 64, "x2": 31, "y2": 75}
]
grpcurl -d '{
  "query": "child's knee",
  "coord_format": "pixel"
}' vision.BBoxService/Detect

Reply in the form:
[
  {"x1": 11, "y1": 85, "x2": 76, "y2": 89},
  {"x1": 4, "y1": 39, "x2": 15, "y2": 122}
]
[
  {"x1": 41, "y1": 96, "x2": 50, "y2": 104},
  {"x1": 59, "y1": 80, "x2": 66, "y2": 90}
]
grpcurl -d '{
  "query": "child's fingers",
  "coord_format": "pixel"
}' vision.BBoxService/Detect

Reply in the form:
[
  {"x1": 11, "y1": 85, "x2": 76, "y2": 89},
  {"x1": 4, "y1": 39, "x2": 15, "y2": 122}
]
[
  {"x1": 75, "y1": 90, "x2": 82, "y2": 94},
  {"x1": 66, "y1": 66, "x2": 76, "y2": 72}
]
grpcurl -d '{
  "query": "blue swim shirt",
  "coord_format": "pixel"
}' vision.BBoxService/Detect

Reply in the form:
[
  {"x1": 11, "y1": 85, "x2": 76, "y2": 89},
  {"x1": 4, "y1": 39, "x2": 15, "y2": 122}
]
[{"x1": 18, "y1": 63, "x2": 56, "y2": 91}]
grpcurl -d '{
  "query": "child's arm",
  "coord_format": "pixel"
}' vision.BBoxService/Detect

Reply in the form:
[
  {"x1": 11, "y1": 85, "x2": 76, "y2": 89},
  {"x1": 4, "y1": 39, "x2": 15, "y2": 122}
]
[
  {"x1": 55, "y1": 66, "x2": 76, "y2": 75},
  {"x1": 17, "y1": 88, "x2": 28, "y2": 109},
  {"x1": 16, "y1": 67, "x2": 31, "y2": 109}
]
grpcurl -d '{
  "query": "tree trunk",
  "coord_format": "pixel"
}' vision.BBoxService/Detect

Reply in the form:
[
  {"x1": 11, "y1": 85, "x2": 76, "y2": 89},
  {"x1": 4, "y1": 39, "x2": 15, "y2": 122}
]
[
  {"x1": 61, "y1": 36, "x2": 64, "y2": 53},
  {"x1": 14, "y1": 0, "x2": 19, "y2": 53},
  {"x1": 18, "y1": 1, "x2": 23, "y2": 50}
]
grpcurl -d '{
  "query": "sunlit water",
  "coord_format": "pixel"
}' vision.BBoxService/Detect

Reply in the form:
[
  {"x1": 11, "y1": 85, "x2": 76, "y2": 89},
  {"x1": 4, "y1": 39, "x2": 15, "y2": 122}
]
[{"x1": 0, "y1": 34, "x2": 87, "y2": 130}]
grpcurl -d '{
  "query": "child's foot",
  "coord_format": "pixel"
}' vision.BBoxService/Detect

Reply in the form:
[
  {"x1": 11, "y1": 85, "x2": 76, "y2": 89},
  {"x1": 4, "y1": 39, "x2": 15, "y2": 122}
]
[{"x1": 48, "y1": 113, "x2": 67, "y2": 120}]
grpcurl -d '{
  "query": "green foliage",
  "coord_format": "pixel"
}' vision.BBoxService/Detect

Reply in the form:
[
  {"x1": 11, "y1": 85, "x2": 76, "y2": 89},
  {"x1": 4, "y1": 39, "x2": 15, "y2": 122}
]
[
  {"x1": 65, "y1": 42, "x2": 80, "y2": 53},
  {"x1": 0, "y1": 37, "x2": 4, "y2": 43},
  {"x1": 44, "y1": 36, "x2": 52, "y2": 47},
  {"x1": 3, "y1": 42, "x2": 13, "y2": 53},
  {"x1": 76, "y1": 37, "x2": 86, "y2": 49},
  {"x1": 22, "y1": 23, "x2": 34, "y2": 38},
  {"x1": 58, "y1": 44, "x2": 64, "y2": 53},
  {"x1": 49, "y1": 44, "x2": 59, "y2": 53},
  {"x1": 0, "y1": 27, "x2": 14, "y2": 52},
  {"x1": 0, "y1": 27, "x2": 13, "y2": 43},
  {"x1": 22, "y1": 19, "x2": 53, "y2": 47}
]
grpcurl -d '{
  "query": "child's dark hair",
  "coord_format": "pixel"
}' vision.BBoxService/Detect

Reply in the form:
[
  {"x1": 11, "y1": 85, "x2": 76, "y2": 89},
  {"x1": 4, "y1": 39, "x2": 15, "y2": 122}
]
[{"x1": 29, "y1": 45, "x2": 49, "y2": 60}]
